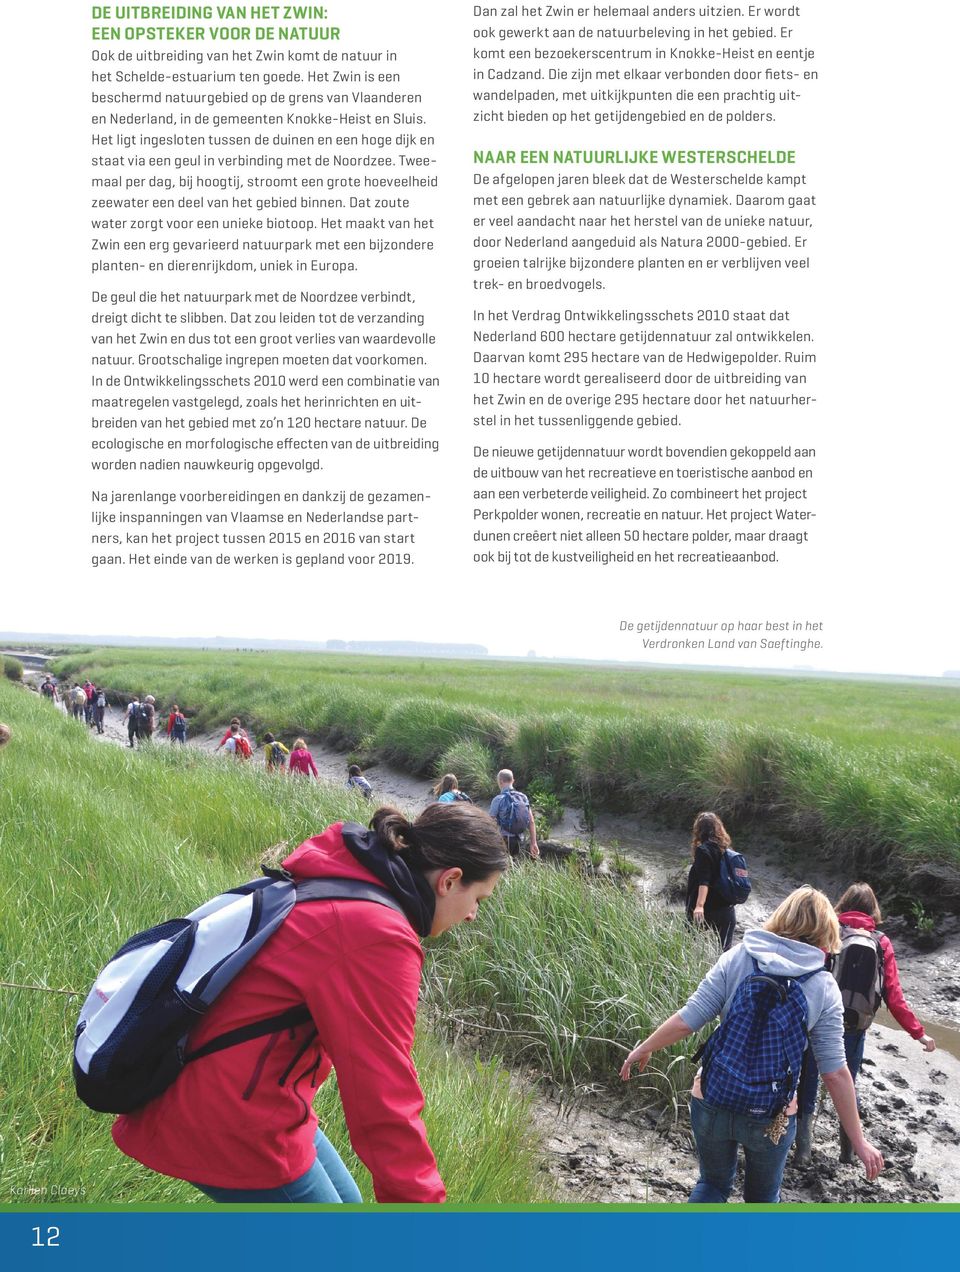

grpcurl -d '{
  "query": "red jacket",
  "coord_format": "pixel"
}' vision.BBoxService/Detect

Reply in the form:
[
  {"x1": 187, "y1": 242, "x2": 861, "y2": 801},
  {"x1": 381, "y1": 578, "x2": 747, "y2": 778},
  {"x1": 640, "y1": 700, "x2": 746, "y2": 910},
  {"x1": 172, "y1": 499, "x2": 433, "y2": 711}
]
[
  {"x1": 112, "y1": 825, "x2": 445, "y2": 1202},
  {"x1": 289, "y1": 748, "x2": 318, "y2": 777},
  {"x1": 837, "y1": 910, "x2": 924, "y2": 1039}
]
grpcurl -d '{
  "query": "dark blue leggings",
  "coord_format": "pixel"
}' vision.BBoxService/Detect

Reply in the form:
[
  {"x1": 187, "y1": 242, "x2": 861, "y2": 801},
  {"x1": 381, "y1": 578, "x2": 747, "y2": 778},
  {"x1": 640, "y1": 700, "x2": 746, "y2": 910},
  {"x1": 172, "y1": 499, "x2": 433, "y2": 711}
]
[{"x1": 798, "y1": 1029, "x2": 866, "y2": 1118}]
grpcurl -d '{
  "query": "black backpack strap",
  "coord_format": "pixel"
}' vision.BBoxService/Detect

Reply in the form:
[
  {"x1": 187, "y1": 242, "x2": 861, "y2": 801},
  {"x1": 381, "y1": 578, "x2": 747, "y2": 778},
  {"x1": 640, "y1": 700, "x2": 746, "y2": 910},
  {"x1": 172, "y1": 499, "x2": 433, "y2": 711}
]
[
  {"x1": 277, "y1": 1026, "x2": 320, "y2": 1087},
  {"x1": 260, "y1": 864, "x2": 293, "y2": 882},
  {"x1": 184, "y1": 1006, "x2": 312, "y2": 1064},
  {"x1": 183, "y1": 877, "x2": 403, "y2": 1067},
  {"x1": 750, "y1": 974, "x2": 789, "y2": 1003},
  {"x1": 293, "y1": 877, "x2": 404, "y2": 915}
]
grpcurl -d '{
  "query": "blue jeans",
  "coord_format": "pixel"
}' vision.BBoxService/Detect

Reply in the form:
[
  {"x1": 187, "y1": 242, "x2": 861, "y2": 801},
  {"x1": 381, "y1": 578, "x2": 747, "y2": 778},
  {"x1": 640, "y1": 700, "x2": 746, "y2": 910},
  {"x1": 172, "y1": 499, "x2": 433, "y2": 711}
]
[
  {"x1": 797, "y1": 1030, "x2": 865, "y2": 1119},
  {"x1": 688, "y1": 1097, "x2": 796, "y2": 1203},
  {"x1": 192, "y1": 1127, "x2": 362, "y2": 1204}
]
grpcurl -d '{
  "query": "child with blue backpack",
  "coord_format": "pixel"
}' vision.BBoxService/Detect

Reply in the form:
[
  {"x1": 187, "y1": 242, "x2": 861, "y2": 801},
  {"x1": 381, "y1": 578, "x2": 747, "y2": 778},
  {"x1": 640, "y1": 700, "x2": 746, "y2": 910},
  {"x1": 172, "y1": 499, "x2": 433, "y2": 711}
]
[
  {"x1": 434, "y1": 774, "x2": 473, "y2": 804},
  {"x1": 621, "y1": 886, "x2": 884, "y2": 1203}
]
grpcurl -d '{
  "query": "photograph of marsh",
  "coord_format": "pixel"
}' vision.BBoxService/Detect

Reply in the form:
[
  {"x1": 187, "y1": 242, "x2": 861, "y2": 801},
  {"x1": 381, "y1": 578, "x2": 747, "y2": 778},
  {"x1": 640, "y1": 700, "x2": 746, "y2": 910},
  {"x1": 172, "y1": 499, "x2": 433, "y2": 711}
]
[{"x1": 2, "y1": 644, "x2": 959, "y2": 1205}]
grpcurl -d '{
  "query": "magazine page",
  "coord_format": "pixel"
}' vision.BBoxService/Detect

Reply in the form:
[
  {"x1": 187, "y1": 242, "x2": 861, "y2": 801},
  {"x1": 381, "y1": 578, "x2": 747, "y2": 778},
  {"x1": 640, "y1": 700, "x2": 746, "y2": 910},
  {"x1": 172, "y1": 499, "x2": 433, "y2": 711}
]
[{"x1": 1, "y1": 0, "x2": 958, "y2": 1258}]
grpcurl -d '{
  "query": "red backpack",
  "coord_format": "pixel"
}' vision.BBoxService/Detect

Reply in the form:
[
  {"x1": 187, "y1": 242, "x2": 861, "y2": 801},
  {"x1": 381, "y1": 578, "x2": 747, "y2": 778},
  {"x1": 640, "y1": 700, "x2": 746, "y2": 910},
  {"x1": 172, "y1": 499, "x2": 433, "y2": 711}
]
[{"x1": 235, "y1": 735, "x2": 252, "y2": 759}]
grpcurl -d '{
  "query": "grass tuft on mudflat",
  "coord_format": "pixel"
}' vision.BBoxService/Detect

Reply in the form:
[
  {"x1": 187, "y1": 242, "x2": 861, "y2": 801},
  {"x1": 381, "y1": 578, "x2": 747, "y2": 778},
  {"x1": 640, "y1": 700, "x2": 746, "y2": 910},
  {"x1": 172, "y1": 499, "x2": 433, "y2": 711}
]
[{"x1": 423, "y1": 860, "x2": 716, "y2": 1115}]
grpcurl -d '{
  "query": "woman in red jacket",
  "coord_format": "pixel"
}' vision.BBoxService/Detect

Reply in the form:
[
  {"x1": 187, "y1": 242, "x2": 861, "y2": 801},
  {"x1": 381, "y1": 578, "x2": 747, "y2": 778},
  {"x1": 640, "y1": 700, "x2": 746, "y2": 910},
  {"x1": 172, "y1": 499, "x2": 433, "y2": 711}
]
[
  {"x1": 795, "y1": 880, "x2": 936, "y2": 1164},
  {"x1": 112, "y1": 803, "x2": 509, "y2": 1203}
]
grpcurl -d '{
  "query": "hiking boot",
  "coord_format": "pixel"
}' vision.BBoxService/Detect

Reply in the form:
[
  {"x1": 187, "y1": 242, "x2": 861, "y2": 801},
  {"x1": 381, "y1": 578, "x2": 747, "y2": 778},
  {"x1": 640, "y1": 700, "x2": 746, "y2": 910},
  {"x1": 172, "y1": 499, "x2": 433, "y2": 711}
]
[
  {"x1": 793, "y1": 1116, "x2": 814, "y2": 1165},
  {"x1": 838, "y1": 1127, "x2": 855, "y2": 1165}
]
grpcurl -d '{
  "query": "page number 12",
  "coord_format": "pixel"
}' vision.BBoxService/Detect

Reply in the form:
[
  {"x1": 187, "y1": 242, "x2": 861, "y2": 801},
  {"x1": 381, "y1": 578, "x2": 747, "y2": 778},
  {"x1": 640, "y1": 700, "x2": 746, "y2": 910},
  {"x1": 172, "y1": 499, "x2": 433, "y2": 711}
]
[{"x1": 31, "y1": 1227, "x2": 60, "y2": 1248}]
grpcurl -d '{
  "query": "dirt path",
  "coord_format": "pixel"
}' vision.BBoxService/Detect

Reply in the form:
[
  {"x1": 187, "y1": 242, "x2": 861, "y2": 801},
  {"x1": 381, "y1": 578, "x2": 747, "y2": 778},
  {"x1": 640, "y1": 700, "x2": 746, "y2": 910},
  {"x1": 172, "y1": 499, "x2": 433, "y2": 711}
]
[{"x1": 33, "y1": 681, "x2": 960, "y2": 1203}]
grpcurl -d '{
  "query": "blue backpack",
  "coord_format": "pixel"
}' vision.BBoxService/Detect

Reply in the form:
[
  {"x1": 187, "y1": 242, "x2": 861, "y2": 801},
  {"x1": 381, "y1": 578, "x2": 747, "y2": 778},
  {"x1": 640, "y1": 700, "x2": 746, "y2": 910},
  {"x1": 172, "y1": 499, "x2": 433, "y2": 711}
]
[
  {"x1": 73, "y1": 867, "x2": 402, "y2": 1114},
  {"x1": 698, "y1": 961, "x2": 823, "y2": 1120},
  {"x1": 715, "y1": 848, "x2": 752, "y2": 905},
  {"x1": 495, "y1": 788, "x2": 530, "y2": 837}
]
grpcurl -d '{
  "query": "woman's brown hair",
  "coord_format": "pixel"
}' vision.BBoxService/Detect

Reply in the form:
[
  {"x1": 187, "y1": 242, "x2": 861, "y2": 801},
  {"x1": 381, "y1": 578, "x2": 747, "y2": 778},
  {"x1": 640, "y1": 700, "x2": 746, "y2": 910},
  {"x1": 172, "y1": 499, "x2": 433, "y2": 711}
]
[
  {"x1": 690, "y1": 811, "x2": 731, "y2": 858},
  {"x1": 433, "y1": 773, "x2": 459, "y2": 797},
  {"x1": 371, "y1": 803, "x2": 509, "y2": 883},
  {"x1": 835, "y1": 882, "x2": 882, "y2": 924}
]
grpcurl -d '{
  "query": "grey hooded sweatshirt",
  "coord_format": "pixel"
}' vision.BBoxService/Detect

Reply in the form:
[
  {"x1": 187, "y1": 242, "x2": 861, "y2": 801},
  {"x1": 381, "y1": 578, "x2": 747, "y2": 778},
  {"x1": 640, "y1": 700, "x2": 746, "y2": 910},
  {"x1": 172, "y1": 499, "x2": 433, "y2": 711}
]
[{"x1": 679, "y1": 928, "x2": 846, "y2": 1075}]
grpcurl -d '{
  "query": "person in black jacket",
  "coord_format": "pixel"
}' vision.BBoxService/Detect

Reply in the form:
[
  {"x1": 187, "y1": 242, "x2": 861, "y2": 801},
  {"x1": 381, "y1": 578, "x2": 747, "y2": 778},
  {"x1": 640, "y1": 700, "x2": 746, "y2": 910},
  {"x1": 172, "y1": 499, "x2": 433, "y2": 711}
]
[{"x1": 685, "y1": 811, "x2": 737, "y2": 952}]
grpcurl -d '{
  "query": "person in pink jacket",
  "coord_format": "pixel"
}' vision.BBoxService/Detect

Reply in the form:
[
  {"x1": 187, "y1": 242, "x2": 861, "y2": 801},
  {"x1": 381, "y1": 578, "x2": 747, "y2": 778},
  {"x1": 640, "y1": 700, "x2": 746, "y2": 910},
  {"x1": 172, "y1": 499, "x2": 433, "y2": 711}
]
[
  {"x1": 112, "y1": 804, "x2": 509, "y2": 1203},
  {"x1": 288, "y1": 737, "x2": 319, "y2": 778},
  {"x1": 795, "y1": 880, "x2": 936, "y2": 1164}
]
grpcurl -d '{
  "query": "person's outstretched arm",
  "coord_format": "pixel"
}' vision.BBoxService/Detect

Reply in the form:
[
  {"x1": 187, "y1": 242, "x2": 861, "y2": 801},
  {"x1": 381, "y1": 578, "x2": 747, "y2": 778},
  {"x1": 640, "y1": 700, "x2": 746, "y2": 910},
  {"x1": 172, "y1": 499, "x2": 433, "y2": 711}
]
[
  {"x1": 878, "y1": 934, "x2": 934, "y2": 1048},
  {"x1": 820, "y1": 1066, "x2": 884, "y2": 1179},
  {"x1": 620, "y1": 1013, "x2": 693, "y2": 1079}
]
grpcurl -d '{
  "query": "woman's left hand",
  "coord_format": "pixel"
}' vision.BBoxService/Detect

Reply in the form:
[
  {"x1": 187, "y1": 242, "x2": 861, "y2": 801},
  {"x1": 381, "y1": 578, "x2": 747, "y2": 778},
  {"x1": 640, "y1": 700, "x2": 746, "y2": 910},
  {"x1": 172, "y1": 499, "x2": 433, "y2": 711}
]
[{"x1": 620, "y1": 1046, "x2": 651, "y2": 1081}]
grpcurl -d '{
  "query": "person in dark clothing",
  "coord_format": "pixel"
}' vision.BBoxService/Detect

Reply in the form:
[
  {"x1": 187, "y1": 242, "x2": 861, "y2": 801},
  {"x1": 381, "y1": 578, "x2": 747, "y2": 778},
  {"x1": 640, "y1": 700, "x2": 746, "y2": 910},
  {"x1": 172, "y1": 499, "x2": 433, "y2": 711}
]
[
  {"x1": 93, "y1": 688, "x2": 107, "y2": 734},
  {"x1": 124, "y1": 698, "x2": 141, "y2": 747},
  {"x1": 686, "y1": 811, "x2": 737, "y2": 952}
]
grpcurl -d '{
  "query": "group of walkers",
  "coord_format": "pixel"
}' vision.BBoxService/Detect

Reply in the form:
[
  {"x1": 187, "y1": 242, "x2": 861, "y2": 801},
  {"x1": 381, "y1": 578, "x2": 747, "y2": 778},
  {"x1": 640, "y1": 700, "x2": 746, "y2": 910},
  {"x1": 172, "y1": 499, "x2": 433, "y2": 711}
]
[
  {"x1": 41, "y1": 676, "x2": 109, "y2": 735},
  {"x1": 43, "y1": 673, "x2": 546, "y2": 866},
  {"x1": 217, "y1": 721, "x2": 360, "y2": 788},
  {"x1": 213, "y1": 722, "x2": 540, "y2": 864},
  {"x1": 39, "y1": 674, "x2": 159, "y2": 746},
  {"x1": 432, "y1": 769, "x2": 539, "y2": 859}
]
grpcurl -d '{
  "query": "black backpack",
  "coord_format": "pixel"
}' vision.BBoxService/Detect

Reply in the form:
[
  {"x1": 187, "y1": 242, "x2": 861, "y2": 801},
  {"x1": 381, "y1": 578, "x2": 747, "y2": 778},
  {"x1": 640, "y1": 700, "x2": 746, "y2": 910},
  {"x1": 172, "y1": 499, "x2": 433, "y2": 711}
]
[{"x1": 833, "y1": 926, "x2": 884, "y2": 1032}]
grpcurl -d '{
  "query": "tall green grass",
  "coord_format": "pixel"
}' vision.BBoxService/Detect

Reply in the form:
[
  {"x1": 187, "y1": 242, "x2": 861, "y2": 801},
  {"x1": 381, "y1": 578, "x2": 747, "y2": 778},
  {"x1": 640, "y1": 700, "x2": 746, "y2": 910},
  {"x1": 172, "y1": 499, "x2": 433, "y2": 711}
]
[
  {"x1": 372, "y1": 698, "x2": 513, "y2": 776},
  {"x1": 0, "y1": 682, "x2": 551, "y2": 1204},
  {"x1": 436, "y1": 739, "x2": 499, "y2": 801},
  {"x1": 49, "y1": 646, "x2": 960, "y2": 755},
  {"x1": 423, "y1": 863, "x2": 717, "y2": 1116},
  {"x1": 46, "y1": 646, "x2": 960, "y2": 887}
]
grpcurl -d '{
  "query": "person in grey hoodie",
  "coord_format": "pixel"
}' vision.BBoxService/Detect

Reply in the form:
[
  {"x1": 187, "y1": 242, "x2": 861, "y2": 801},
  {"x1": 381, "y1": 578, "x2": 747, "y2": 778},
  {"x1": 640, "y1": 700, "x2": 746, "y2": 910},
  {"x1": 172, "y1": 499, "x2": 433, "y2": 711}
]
[{"x1": 620, "y1": 886, "x2": 884, "y2": 1202}]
